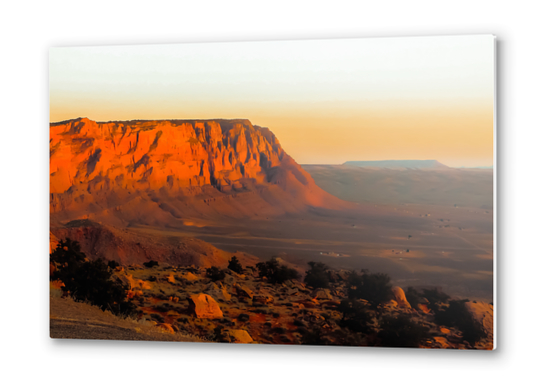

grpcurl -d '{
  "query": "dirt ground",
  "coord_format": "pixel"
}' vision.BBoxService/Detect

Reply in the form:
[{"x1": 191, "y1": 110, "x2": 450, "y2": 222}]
[{"x1": 50, "y1": 294, "x2": 203, "y2": 342}]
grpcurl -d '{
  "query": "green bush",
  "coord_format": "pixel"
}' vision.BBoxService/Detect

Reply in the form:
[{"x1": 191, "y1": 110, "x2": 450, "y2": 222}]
[
  {"x1": 434, "y1": 299, "x2": 486, "y2": 345},
  {"x1": 50, "y1": 239, "x2": 136, "y2": 317},
  {"x1": 227, "y1": 255, "x2": 244, "y2": 274},
  {"x1": 256, "y1": 257, "x2": 299, "y2": 284},
  {"x1": 206, "y1": 266, "x2": 226, "y2": 281},
  {"x1": 338, "y1": 299, "x2": 373, "y2": 333},
  {"x1": 347, "y1": 271, "x2": 393, "y2": 309},
  {"x1": 304, "y1": 261, "x2": 330, "y2": 289},
  {"x1": 378, "y1": 314, "x2": 430, "y2": 348}
]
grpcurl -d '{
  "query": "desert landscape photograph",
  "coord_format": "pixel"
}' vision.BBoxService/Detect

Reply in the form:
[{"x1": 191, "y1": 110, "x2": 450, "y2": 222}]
[{"x1": 49, "y1": 35, "x2": 495, "y2": 349}]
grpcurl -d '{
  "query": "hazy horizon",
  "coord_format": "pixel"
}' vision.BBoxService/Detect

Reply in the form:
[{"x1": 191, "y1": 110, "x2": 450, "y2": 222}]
[{"x1": 50, "y1": 35, "x2": 494, "y2": 167}]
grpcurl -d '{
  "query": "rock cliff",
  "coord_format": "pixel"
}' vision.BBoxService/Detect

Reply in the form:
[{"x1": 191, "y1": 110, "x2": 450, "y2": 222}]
[{"x1": 50, "y1": 118, "x2": 348, "y2": 225}]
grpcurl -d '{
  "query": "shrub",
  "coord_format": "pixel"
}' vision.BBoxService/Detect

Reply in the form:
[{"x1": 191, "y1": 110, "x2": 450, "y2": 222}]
[
  {"x1": 107, "y1": 260, "x2": 120, "y2": 269},
  {"x1": 378, "y1": 314, "x2": 430, "y2": 348},
  {"x1": 271, "y1": 327, "x2": 287, "y2": 334},
  {"x1": 50, "y1": 239, "x2": 136, "y2": 317},
  {"x1": 338, "y1": 299, "x2": 373, "y2": 333},
  {"x1": 301, "y1": 326, "x2": 329, "y2": 346},
  {"x1": 227, "y1": 255, "x2": 244, "y2": 274},
  {"x1": 304, "y1": 261, "x2": 330, "y2": 289},
  {"x1": 256, "y1": 257, "x2": 299, "y2": 284},
  {"x1": 150, "y1": 313, "x2": 165, "y2": 323},
  {"x1": 206, "y1": 266, "x2": 226, "y2": 281},
  {"x1": 143, "y1": 260, "x2": 159, "y2": 268},
  {"x1": 347, "y1": 271, "x2": 393, "y2": 309},
  {"x1": 405, "y1": 287, "x2": 423, "y2": 308},
  {"x1": 434, "y1": 299, "x2": 486, "y2": 345},
  {"x1": 422, "y1": 288, "x2": 450, "y2": 311},
  {"x1": 211, "y1": 325, "x2": 228, "y2": 342}
]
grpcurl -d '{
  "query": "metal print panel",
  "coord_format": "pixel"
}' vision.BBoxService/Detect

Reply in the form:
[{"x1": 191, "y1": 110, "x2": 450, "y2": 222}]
[{"x1": 49, "y1": 35, "x2": 495, "y2": 349}]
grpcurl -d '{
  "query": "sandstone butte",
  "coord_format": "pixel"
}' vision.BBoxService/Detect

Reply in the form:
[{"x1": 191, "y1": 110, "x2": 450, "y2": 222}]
[{"x1": 50, "y1": 118, "x2": 351, "y2": 226}]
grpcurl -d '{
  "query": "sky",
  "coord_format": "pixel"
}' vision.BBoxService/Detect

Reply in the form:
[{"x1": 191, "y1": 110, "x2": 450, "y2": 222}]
[{"x1": 50, "y1": 35, "x2": 495, "y2": 167}]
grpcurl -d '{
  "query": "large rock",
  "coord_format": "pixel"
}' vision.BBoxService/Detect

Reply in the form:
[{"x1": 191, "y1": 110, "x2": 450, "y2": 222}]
[
  {"x1": 312, "y1": 288, "x2": 333, "y2": 300},
  {"x1": 116, "y1": 273, "x2": 152, "y2": 290},
  {"x1": 253, "y1": 293, "x2": 275, "y2": 305},
  {"x1": 235, "y1": 284, "x2": 254, "y2": 300},
  {"x1": 188, "y1": 294, "x2": 223, "y2": 319},
  {"x1": 181, "y1": 272, "x2": 198, "y2": 281},
  {"x1": 225, "y1": 329, "x2": 253, "y2": 344},
  {"x1": 391, "y1": 286, "x2": 411, "y2": 308},
  {"x1": 204, "y1": 282, "x2": 232, "y2": 301},
  {"x1": 465, "y1": 301, "x2": 494, "y2": 348}
]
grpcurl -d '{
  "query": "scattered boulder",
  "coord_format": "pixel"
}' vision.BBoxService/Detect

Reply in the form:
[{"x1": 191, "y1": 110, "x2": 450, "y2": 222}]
[
  {"x1": 312, "y1": 288, "x2": 333, "y2": 300},
  {"x1": 226, "y1": 329, "x2": 253, "y2": 343},
  {"x1": 204, "y1": 282, "x2": 232, "y2": 301},
  {"x1": 116, "y1": 273, "x2": 153, "y2": 290},
  {"x1": 418, "y1": 303, "x2": 431, "y2": 314},
  {"x1": 182, "y1": 272, "x2": 198, "y2": 281},
  {"x1": 391, "y1": 286, "x2": 411, "y2": 308},
  {"x1": 188, "y1": 294, "x2": 223, "y2": 319},
  {"x1": 253, "y1": 293, "x2": 274, "y2": 305},
  {"x1": 167, "y1": 273, "x2": 176, "y2": 283},
  {"x1": 465, "y1": 301, "x2": 494, "y2": 345},
  {"x1": 157, "y1": 323, "x2": 175, "y2": 334},
  {"x1": 286, "y1": 288, "x2": 299, "y2": 296},
  {"x1": 433, "y1": 336, "x2": 450, "y2": 348},
  {"x1": 235, "y1": 284, "x2": 254, "y2": 300}
]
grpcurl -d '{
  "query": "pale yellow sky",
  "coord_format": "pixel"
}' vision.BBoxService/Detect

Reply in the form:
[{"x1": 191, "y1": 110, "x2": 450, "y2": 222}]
[{"x1": 50, "y1": 35, "x2": 494, "y2": 167}]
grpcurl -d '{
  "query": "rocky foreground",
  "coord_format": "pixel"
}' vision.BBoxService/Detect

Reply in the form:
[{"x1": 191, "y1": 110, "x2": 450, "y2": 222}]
[{"x1": 51, "y1": 258, "x2": 493, "y2": 349}]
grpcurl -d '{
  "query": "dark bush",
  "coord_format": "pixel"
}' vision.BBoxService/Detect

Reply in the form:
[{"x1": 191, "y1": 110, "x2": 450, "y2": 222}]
[
  {"x1": 211, "y1": 325, "x2": 228, "y2": 342},
  {"x1": 143, "y1": 260, "x2": 159, "y2": 268},
  {"x1": 301, "y1": 326, "x2": 329, "y2": 346},
  {"x1": 434, "y1": 299, "x2": 486, "y2": 345},
  {"x1": 378, "y1": 314, "x2": 430, "y2": 348},
  {"x1": 50, "y1": 239, "x2": 136, "y2": 318},
  {"x1": 227, "y1": 255, "x2": 244, "y2": 274},
  {"x1": 237, "y1": 313, "x2": 250, "y2": 322},
  {"x1": 107, "y1": 260, "x2": 120, "y2": 269},
  {"x1": 338, "y1": 299, "x2": 373, "y2": 333},
  {"x1": 150, "y1": 313, "x2": 165, "y2": 323},
  {"x1": 347, "y1": 271, "x2": 393, "y2": 309},
  {"x1": 293, "y1": 319, "x2": 307, "y2": 327},
  {"x1": 271, "y1": 327, "x2": 287, "y2": 334},
  {"x1": 422, "y1": 288, "x2": 450, "y2": 311},
  {"x1": 206, "y1": 266, "x2": 226, "y2": 281},
  {"x1": 256, "y1": 257, "x2": 299, "y2": 284},
  {"x1": 405, "y1": 287, "x2": 423, "y2": 308},
  {"x1": 304, "y1": 261, "x2": 330, "y2": 289}
]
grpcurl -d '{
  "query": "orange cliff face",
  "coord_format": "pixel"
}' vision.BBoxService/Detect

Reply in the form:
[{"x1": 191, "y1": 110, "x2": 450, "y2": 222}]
[{"x1": 50, "y1": 118, "x2": 349, "y2": 226}]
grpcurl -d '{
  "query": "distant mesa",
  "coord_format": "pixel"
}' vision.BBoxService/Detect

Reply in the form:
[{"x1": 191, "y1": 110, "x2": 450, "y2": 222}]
[
  {"x1": 50, "y1": 117, "x2": 350, "y2": 226},
  {"x1": 343, "y1": 160, "x2": 449, "y2": 170}
]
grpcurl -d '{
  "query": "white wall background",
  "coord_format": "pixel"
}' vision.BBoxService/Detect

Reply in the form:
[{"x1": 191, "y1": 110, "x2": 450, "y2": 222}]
[{"x1": 1, "y1": 1, "x2": 539, "y2": 383}]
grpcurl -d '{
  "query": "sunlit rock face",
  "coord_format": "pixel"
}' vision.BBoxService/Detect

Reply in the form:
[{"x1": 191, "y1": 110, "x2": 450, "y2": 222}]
[{"x1": 50, "y1": 118, "x2": 348, "y2": 225}]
